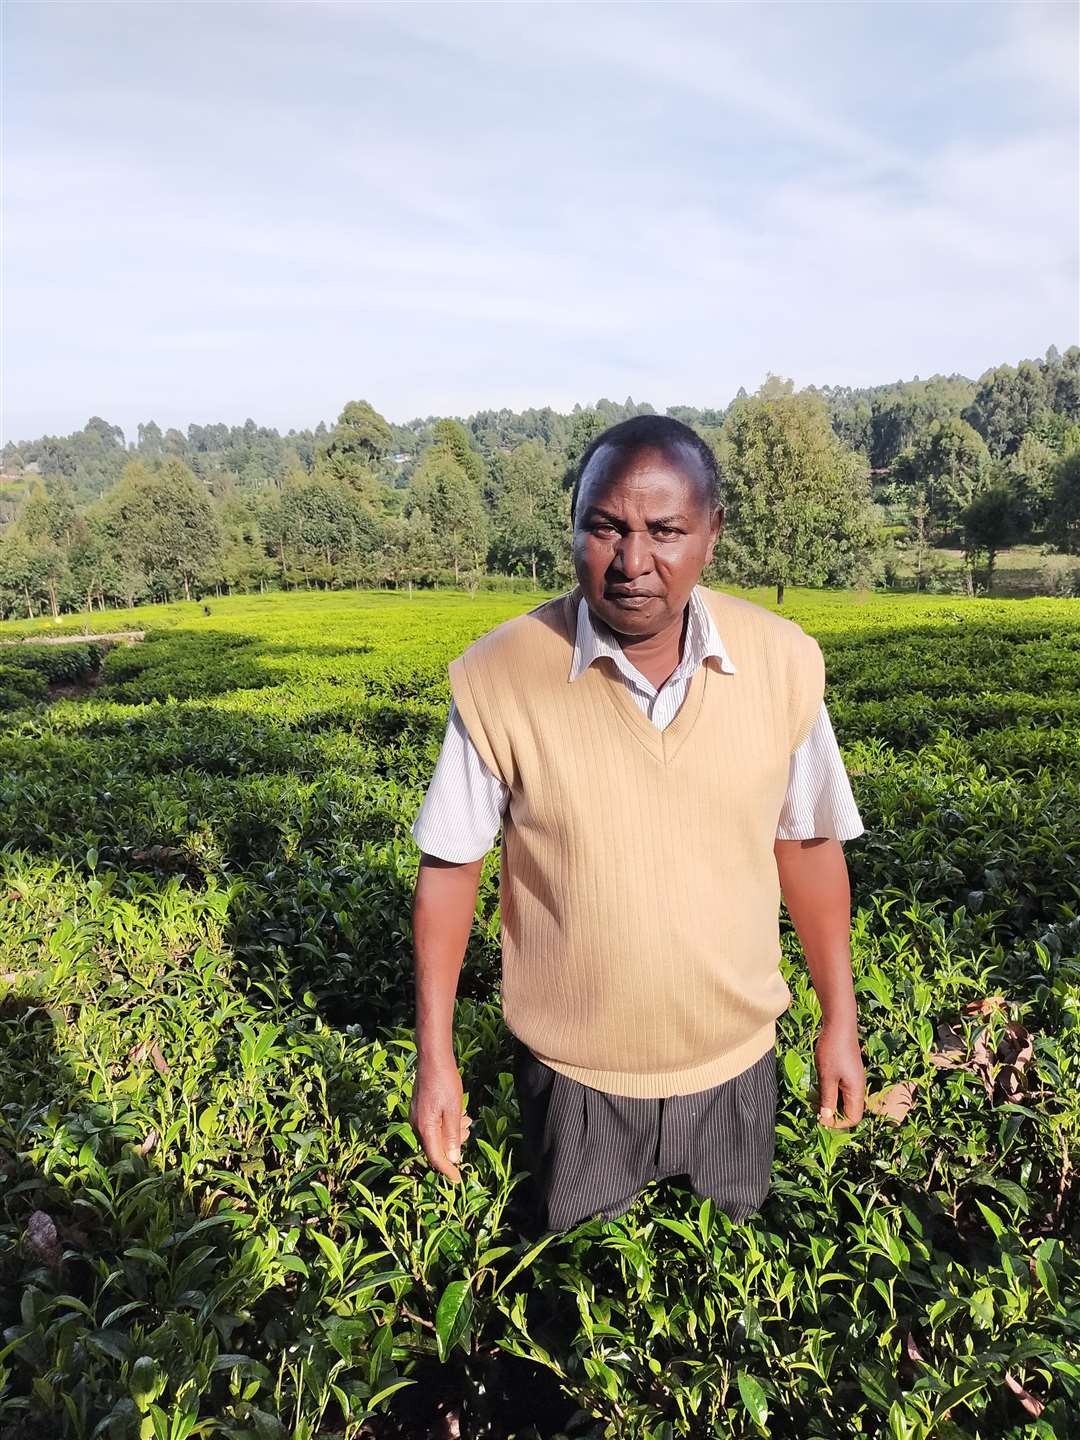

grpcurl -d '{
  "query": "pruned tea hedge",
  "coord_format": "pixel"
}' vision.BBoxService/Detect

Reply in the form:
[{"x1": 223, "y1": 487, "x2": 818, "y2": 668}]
[{"x1": 1, "y1": 588, "x2": 1077, "y2": 1439}]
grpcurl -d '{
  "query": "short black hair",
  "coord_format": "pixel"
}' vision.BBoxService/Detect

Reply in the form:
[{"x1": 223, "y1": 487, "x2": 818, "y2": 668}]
[{"x1": 570, "y1": 415, "x2": 722, "y2": 524}]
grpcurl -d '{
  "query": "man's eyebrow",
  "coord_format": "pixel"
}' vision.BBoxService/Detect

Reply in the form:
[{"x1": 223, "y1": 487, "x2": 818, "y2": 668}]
[{"x1": 584, "y1": 506, "x2": 690, "y2": 526}]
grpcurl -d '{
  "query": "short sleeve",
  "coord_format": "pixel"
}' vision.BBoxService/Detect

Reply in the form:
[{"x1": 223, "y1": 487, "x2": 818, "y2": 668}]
[
  {"x1": 788, "y1": 629, "x2": 827, "y2": 754},
  {"x1": 448, "y1": 652, "x2": 508, "y2": 786},
  {"x1": 776, "y1": 700, "x2": 866, "y2": 841},
  {"x1": 410, "y1": 698, "x2": 510, "y2": 862}
]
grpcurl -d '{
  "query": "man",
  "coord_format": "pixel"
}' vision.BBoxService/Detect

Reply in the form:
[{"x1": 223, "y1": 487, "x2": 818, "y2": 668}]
[{"x1": 409, "y1": 414, "x2": 866, "y2": 1234}]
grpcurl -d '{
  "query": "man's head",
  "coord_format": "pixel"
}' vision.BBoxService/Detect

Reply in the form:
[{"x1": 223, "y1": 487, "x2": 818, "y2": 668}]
[{"x1": 570, "y1": 415, "x2": 723, "y2": 639}]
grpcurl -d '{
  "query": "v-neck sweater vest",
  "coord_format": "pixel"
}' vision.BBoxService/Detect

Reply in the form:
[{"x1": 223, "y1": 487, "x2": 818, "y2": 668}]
[{"x1": 447, "y1": 583, "x2": 827, "y2": 1098}]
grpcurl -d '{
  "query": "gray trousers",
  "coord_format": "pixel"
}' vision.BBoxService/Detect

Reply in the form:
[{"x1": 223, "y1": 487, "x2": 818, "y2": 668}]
[{"x1": 513, "y1": 1039, "x2": 778, "y2": 1233}]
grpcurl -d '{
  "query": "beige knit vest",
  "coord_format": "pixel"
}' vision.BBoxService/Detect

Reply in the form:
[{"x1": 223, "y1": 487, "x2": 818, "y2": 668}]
[{"x1": 448, "y1": 582, "x2": 826, "y2": 1098}]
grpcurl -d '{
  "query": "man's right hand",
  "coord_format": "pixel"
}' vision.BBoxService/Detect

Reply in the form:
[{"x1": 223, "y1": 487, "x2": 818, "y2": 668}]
[
  {"x1": 409, "y1": 1057, "x2": 471, "y2": 1184},
  {"x1": 410, "y1": 852, "x2": 483, "y2": 1184}
]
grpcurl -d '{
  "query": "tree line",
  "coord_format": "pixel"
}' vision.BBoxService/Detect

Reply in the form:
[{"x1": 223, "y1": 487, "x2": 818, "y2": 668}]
[{"x1": 1, "y1": 345, "x2": 1078, "y2": 617}]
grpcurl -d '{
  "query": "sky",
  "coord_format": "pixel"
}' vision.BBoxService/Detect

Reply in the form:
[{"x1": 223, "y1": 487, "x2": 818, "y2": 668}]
[{"x1": 3, "y1": 0, "x2": 1078, "y2": 445}]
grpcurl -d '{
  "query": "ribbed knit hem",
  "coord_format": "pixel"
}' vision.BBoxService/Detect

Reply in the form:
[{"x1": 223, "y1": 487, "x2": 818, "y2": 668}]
[{"x1": 526, "y1": 1019, "x2": 778, "y2": 1099}]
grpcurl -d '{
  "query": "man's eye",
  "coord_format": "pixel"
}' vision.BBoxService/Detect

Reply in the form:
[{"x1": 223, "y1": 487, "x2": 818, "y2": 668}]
[{"x1": 656, "y1": 527, "x2": 680, "y2": 537}]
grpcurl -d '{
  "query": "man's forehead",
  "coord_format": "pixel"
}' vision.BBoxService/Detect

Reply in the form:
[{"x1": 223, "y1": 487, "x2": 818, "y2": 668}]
[
  {"x1": 584, "y1": 441, "x2": 686, "y2": 481},
  {"x1": 578, "y1": 443, "x2": 711, "y2": 511},
  {"x1": 582, "y1": 497, "x2": 695, "y2": 523}
]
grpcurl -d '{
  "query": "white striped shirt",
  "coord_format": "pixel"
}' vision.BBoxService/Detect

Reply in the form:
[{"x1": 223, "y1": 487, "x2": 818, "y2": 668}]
[{"x1": 411, "y1": 587, "x2": 865, "y2": 862}]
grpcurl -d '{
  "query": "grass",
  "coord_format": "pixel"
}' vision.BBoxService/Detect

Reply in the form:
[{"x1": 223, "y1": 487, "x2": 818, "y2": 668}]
[{"x1": 888, "y1": 542, "x2": 1079, "y2": 598}]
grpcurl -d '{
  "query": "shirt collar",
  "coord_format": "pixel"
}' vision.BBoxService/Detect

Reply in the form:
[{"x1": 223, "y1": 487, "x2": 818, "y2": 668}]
[{"x1": 568, "y1": 585, "x2": 738, "y2": 686}]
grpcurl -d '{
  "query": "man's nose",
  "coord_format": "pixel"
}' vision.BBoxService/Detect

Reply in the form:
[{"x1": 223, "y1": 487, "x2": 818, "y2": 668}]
[{"x1": 613, "y1": 529, "x2": 652, "y2": 577}]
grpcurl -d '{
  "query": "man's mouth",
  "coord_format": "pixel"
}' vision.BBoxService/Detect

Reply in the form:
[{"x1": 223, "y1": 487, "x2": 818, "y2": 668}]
[{"x1": 606, "y1": 590, "x2": 655, "y2": 606}]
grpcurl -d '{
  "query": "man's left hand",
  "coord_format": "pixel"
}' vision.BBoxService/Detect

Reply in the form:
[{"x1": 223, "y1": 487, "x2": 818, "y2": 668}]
[{"x1": 814, "y1": 1020, "x2": 865, "y2": 1128}]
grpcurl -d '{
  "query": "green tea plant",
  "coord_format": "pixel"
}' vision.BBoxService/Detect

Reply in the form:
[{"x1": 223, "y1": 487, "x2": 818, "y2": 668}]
[
  {"x1": 1, "y1": 587, "x2": 1077, "y2": 1438},
  {"x1": 0, "y1": 642, "x2": 110, "y2": 712}
]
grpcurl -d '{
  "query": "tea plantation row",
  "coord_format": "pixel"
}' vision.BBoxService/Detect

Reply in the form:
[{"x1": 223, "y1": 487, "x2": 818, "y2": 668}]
[{"x1": 0, "y1": 588, "x2": 1078, "y2": 1439}]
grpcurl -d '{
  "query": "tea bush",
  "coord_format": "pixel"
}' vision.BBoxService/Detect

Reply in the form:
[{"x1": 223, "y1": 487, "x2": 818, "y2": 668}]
[
  {"x1": 1, "y1": 588, "x2": 1078, "y2": 1439},
  {"x1": 0, "y1": 642, "x2": 108, "y2": 702},
  {"x1": 0, "y1": 663, "x2": 47, "y2": 711}
]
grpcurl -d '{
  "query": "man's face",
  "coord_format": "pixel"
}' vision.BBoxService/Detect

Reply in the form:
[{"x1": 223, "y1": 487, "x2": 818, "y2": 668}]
[{"x1": 572, "y1": 443, "x2": 722, "y2": 638}]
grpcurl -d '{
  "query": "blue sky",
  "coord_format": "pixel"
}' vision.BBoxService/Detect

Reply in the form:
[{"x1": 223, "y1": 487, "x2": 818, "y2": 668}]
[{"x1": 3, "y1": 1, "x2": 1077, "y2": 444}]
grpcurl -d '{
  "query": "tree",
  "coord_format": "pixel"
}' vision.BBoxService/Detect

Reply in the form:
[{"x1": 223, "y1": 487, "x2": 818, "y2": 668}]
[
  {"x1": 1048, "y1": 345, "x2": 1080, "y2": 422},
  {"x1": 715, "y1": 378, "x2": 875, "y2": 605},
  {"x1": 137, "y1": 421, "x2": 163, "y2": 456},
  {"x1": 1046, "y1": 451, "x2": 1080, "y2": 555},
  {"x1": 964, "y1": 361, "x2": 1050, "y2": 459},
  {"x1": 217, "y1": 496, "x2": 276, "y2": 593},
  {"x1": 7, "y1": 480, "x2": 79, "y2": 617},
  {"x1": 904, "y1": 488, "x2": 933, "y2": 593},
  {"x1": 430, "y1": 418, "x2": 492, "y2": 503},
  {"x1": 17, "y1": 479, "x2": 75, "y2": 546},
  {"x1": 12, "y1": 420, "x2": 131, "y2": 506},
  {"x1": 67, "y1": 514, "x2": 129, "y2": 611},
  {"x1": 408, "y1": 448, "x2": 489, "y2": 583},
  {"x1": 887, "y1": 418, "x2": 991, "y2": 540},
  {"x1": 354, "y1": 508, "x2": 441, "y2": 590},
  {"x1": 85, "y1": 416, "x2": 125, "y2": 449},
  {"x1": 97, "y1": 459, "x2": 223, "y2": 602},
  {"x1": 396, "y1": 507, "x2": 441, "y2": 589},
  {"x1": 491, "y1": 441, "x2": 568, "y2": 586},
  {"x1": 959, "y1": 480, "x2": 1030, "y2": 595},
  {"x1": 1008, "y1": 434, "x2": 1058, "y2": 531},
  {"x1": 559, "y1": 408, "x2": 612, "y2": 504},
  {"x1": 0, "y1": 533, "x2": 49, "y2": 618},
  {"x1": 862, "y1": 376, "x2": 974, "y2": 470},
  {"x1": 316, "y1": 401, "x2": 394, "y2": 500},
  {"x1": 258, "y1": 492, "x2": 291, "y2": 585},
  {"x1": 564, "y1": 408, "x2": 609, "y2": 469},
  {"x1": 922, "y1": 418, "x2": 992, "y2": 535},
  {"x1": 278, "y1": 474, "x2": 376, "y2": 584}
]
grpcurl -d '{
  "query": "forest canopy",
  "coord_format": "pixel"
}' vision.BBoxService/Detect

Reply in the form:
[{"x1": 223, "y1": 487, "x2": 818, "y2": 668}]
[{"x1": 1, "y1": 345, "x2": 1078, "y2": 616}]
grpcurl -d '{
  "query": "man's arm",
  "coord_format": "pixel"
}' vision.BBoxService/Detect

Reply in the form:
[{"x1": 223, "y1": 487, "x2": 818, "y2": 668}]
[
  {"x1": 409, "y1": 852, "x2": 485, "y2": 1182},
  {"x1": 408, "y1": 699, "x2": 509, "y2": 1182},
  {"x1": 774, "y1": 836, "x2": 865, "y2": 1127}
]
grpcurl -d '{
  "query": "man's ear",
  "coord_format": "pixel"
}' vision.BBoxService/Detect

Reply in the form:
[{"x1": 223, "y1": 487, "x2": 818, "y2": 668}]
[{"x1": 705, "y1": 504, "x2": 723, "y2": 562}]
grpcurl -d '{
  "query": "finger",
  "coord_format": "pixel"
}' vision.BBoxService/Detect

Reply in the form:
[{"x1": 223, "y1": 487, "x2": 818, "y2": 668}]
[
  {"x1": 414, "y1": 1108, "x2": 461, "y2": 1183},
  {"x1": 817, "y1": 1069, "x2": 839, "y2": 1125},
  {"x1": 428, "y1": 1148, "x2": 462, "y2": 1184},
  {"x1": 841, "y1": 1070, "x2": 866, "y2": 1125},
  {"x1": 442, "y1": 1107, "x2": 463, "y2": 1180},
  {"x1": 424, "y1": 1125, "x2": 461, "y2": 1184}
]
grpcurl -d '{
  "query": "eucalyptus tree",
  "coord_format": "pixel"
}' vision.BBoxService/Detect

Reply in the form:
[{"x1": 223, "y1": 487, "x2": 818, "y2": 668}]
[
  {"x1": 408, "y1": 448, "x2": 489, "y2": 584},
  {"x1": 964, "y1": 361, "x2": 1051, "y2": 459},
  {"x1": 96, "y1": 458, "x2": 223, "y2": 602},
  {"x1": 317, "y1": 401, "x2": 395, "y2": 503},
  {"x1": 1046, "y1": 451, "x2": 1080, "y2": 555},
  {"x1": 491, "y1": 441, "x2": 568, "y2": 587}
]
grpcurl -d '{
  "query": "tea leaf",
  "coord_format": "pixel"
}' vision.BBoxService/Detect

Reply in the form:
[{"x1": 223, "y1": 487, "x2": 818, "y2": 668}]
[
  {"x1": 736, "y1": 1371, "x2": 769, "y2": 1428},
  {"x1": 434, "y1": 1279, "x2": 473, "y2": 1362}
]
